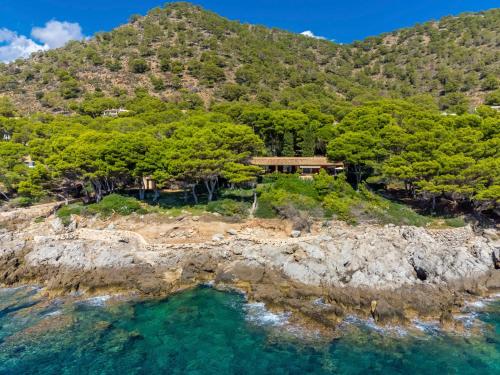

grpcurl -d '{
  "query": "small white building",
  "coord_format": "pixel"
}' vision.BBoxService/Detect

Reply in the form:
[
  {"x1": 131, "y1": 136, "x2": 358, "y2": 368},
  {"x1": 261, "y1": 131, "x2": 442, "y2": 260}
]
[
  {"x1": 23, "y1": 156, "x2": 35, "y2": 168},
  {"x1": 103, "y1": 108, "x2": 130, "y2": 117}
]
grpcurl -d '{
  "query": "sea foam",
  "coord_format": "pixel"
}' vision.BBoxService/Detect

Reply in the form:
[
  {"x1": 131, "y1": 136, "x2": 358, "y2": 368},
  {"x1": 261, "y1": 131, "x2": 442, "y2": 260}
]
[{"x1": 244, "y1": 302, "x2": 290, "y2": 327}]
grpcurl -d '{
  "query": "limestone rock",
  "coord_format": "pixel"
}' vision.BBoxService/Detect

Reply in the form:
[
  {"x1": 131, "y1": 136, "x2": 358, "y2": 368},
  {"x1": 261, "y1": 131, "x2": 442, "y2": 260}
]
[
  {"x1": 50, "y1": 218, "x2": 65, "y2": 234},
  {"x1": 212, "y1": 233, "x2": 224, "y2": 242}
]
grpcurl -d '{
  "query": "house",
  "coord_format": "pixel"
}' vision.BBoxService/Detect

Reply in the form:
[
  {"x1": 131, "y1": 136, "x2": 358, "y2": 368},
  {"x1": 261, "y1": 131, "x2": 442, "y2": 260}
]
[
  {"x1": 22, "y1": 156, "x2": 35, "y2": 168},
  {"x1": 250, "y1": 156, "x2": 344, "y2": 178},
  {"x1": 103, "y1": 108, "x2": 130, "y2": 117},
  {"x1": 142, "y1": 176, "x2": 157, "y2": 190}
]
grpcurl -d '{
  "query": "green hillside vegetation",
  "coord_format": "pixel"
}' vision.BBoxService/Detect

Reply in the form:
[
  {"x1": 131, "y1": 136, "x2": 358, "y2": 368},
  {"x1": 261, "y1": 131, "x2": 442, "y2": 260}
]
[
  {"x1": 0, "y1": 3, "x2": 499, "y2": 225},
  {"x1": 0, "y1": 3, "x2": 499, "y2": 115},
  {"x1": 0, "y1": 93, "x2": 498, "y2": 224}
]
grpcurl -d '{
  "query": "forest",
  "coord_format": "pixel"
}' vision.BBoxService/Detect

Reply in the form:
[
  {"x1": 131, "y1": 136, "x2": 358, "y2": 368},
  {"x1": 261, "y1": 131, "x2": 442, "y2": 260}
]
[
  {"x1": 0, "y1": 3, "x2": 499, "y2": 115},
  {"x1": 0, "y1": 3, "x2": 499, "y2": 225},
  {"x1": 1, "y1": 91, "x2": 498, "y2": 224}
]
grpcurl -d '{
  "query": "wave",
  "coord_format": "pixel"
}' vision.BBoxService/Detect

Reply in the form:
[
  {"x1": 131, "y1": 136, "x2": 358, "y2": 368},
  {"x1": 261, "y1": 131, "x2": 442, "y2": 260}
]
[
  {"x1": 244, "y1": 302, "x2": 290, "y2": 327},
  {"x1": 79, "y1": 295, "x2": 112, "y2": 307}
]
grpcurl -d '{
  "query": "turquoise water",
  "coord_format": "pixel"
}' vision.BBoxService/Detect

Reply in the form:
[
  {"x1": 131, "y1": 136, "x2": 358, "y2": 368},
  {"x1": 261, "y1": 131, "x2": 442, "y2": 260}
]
[{"x1": 0, "y1": 286, "x2": 498, "y2": 374}]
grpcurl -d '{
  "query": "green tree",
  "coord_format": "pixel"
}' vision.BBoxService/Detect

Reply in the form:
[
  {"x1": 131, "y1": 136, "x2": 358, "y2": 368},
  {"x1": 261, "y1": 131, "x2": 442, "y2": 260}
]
[
  {"x1": 0, "y1": 97, "x2": 17, "y2": 117},
  {"x1": 282, "y1": 131, "x2": 295, "y2": 156},
  {"x1": 129, "y1": 58, "x2": 150, "y2": 73},
  {"x1": 327, "y1": 131, "x2": 382, "y2": 188}
]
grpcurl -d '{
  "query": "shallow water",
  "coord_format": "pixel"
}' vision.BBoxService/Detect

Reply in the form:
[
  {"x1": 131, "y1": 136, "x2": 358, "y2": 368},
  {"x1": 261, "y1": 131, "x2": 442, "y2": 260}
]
[{"x1": 0, "y1": 286, "x2": 498, "y2": 374}]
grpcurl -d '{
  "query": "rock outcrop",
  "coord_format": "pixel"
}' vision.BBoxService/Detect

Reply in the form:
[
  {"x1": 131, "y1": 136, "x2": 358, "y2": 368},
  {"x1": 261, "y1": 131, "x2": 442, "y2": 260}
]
[{"x1": 0, "y1": 210, "x2": 498, "y2": 328}]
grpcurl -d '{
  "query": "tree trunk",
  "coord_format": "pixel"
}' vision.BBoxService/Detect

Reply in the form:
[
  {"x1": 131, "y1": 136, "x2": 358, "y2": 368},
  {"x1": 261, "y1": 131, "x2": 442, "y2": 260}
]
[
  {"x1": 354, "y1": 165, "x2": 362, "y2": 191},
  {"x1": 0, "y1": 191, "x2": 10, "y2": 201},
  {"x1": 92, "y1": 180, "x2": 103, "y2": 202},
  {"x1": 250, "y1": 191, "x2": 258, "y2": 217},
  {"x1": 152, "y1": 189, "x2": 160, "y2": 202},
  {"x1": 139, "y1": 179, "x2": 145, "y2": 200},
  {"x1": 191, "y1": 184, "x2": 198, "y2": 205},
  {"x1": 203, "y1": 177, "x2": 218, "y2": 202}
]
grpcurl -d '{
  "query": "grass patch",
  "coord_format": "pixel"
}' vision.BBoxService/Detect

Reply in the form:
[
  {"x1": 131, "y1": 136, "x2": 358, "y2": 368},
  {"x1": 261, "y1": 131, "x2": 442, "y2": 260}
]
[{"x1": 444, "y1": 217, "x2": 466, "y2": 227}]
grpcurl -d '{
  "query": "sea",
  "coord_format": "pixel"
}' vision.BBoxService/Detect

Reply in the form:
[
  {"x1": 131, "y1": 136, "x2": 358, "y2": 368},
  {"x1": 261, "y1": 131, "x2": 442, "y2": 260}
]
[{"x1": 0, "y1": 285, "x2": 498, "y2": 374}]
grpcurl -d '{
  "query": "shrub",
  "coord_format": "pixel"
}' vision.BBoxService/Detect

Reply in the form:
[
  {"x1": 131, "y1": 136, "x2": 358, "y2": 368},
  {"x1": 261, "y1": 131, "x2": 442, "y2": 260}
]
[
  {"x1": 87, "y1": 194, "x2": 146, "y2": 217},
  {"x1": 60, "y1": 79, "x2": 81, "y2": 99},
  {"x1": 56, "y1": 203, "x2": 84, "y2": 225},
  {"x1": 272, "y1": 174, "x2": 319, "y2": 200},
  {"x1": 10, "y1": 196, "x2": 33, "y2": 208},
  {"x1": 207, "y1": 199, "x2": 249, "y2": 217},
  {"x1": 444, "y1": 217, "x2": 466, "y2": 228},
  {"x1": 323, "y1": 192, "x2": 359, "y2": 223},
  {"x1": 129, "y1": 58, "x2": 149, "y2": 74},
  {"x1": 369, "y1": 200, "x2": 431, "y2": 227},
  {"x1": 256, "y1": 188, "x2": 318, "y2": 218}
]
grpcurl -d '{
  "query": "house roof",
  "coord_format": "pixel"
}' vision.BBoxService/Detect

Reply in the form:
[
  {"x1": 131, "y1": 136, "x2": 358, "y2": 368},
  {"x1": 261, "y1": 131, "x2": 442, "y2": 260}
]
[{"x1": 250, "y1": 156, "x2": 342, "y2": 167}]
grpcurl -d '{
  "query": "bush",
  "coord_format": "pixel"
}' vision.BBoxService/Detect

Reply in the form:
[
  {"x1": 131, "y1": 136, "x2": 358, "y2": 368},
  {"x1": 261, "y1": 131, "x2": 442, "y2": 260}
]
[
  {"x1": 271, "y1": 174, "x2": 319, "y2": 200},
  {"x1": 323, "y1": 192, "x2": 359, "y2": 223},
  {"x1": 129, "y1": 58, "x2": 149, "y2": 74},
  {"x1": 56, "y1": 203, "x2": 84, "y2": 225},
  {"x1": 10, "y1": 196, "x2": 34, "y2": 208},
  {"x1": 87, "y1": 194, "x2": 146, "y2": 217},
  {"x1": 256, "y1": 188, "x2": 318, "y2": 219},
  {"x1": 207, "y1": 199, "x2": 249, "y2": 217},
  {"x1": 444, "y1": 217, "x2": 466, "y2": 228}
]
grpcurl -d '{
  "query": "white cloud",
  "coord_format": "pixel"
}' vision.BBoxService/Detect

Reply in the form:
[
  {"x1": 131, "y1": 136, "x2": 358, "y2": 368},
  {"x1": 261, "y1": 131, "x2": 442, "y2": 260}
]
[
  {"x1": 300, "y1": 30, "x2": 327, "y2": 40},
  {"x1": 31, "y1": 20, "x2": 84, "y2": 49},
  {"x1": 0, "y1": 28, "x2": 47, "y2": 62},
  {"x1": 0, "y1": 20, "x2": 84, "y2": 63}
]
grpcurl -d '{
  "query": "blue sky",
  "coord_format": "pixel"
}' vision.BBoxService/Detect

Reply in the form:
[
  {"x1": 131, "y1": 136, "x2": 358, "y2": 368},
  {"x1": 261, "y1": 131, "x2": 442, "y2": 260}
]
[{"x1": 1, "y1": 0, "x2": 499, "y2": 62}]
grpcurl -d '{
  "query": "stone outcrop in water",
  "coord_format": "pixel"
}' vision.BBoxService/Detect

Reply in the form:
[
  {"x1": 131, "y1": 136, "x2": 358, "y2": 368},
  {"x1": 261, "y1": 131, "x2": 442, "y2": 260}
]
[{"x1": 0, "y1": 205, "x2": 499, "y2": 328}]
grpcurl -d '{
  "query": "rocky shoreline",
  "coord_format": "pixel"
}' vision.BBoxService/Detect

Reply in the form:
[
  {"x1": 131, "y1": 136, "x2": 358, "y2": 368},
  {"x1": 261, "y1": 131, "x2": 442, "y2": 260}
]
[{"x1": 1, "y1": 204, "x2": 499, "y2": 332}]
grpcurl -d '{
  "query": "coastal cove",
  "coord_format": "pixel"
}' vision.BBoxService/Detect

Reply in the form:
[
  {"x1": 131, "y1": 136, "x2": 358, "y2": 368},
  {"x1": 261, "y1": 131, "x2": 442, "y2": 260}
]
[{"x1": 1, "y1": 285, "x2": 499, "y2": 374}]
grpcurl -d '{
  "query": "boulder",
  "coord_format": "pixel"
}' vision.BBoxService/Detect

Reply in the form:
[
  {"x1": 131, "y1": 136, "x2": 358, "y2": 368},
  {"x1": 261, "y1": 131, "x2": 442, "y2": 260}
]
[
  {"x1": 212, "y1": 233, "x2": 224, "y2": 242},
  {"x1": 50, "y1": 218, "x2": 65, "y2": 234}
]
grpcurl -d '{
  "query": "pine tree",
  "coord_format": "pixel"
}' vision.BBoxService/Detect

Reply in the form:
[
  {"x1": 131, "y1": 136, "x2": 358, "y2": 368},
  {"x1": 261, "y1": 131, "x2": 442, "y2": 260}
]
[
  {"x1": 300, "y1": 125, "x2": 316, "y2": 157},
  {"x1": 282, "y1": 131, "x2": 295, "y2": 156}
]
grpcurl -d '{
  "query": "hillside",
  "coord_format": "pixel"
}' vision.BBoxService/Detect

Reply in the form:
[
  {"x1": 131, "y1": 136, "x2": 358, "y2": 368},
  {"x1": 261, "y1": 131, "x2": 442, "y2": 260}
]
[
  {"x1": 350, "y1": 9, "x2": 500, "y2": 105},
  {"x1": 0, "y1": 2, "x2": 499, "y2": 114}
]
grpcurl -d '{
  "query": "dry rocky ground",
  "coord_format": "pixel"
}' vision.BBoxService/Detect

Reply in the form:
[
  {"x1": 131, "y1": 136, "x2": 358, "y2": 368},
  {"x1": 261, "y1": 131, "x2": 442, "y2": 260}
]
[{"x1": 1, "y1": 203, "x2": 499, "y2": 332}]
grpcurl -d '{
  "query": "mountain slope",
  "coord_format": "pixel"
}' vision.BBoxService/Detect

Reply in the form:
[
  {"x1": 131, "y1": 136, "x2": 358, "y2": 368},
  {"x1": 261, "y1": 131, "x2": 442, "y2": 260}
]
[
  {"x1": 0, "y1": 3, "x2": 498, "y2": 114},
  {"x1": 350, "y1": 9, "x2": 500, "y2": 101}
]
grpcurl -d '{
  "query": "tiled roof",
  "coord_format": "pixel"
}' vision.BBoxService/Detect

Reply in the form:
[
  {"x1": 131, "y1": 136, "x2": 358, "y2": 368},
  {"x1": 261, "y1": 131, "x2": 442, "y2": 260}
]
[{"x1": 250, "y1": 156, "x2": 342, "y2": 167}]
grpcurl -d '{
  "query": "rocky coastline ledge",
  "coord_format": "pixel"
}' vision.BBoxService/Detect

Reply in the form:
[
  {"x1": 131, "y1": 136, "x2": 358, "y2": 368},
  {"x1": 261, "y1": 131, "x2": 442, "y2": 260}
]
[{"x1": 1, "y1": 203, "x2": 499, "y2": 332}]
